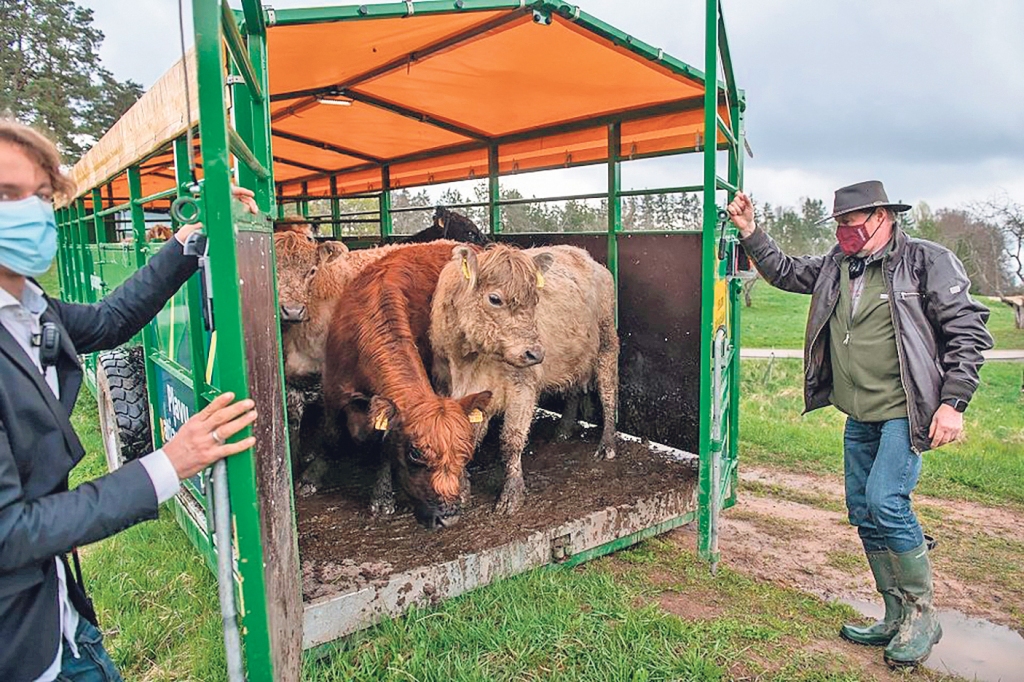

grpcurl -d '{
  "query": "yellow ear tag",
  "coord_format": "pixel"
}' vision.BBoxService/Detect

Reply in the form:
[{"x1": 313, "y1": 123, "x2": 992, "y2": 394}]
[
  {"x1": 536, "y1": 271, "x2": 545, "y2": 289},
  {"x1": 373, "y1": 413, "x2": 389, "y2": 431},
  {"x1": 468, "y1": 409, "x2": 484, "y2": 424},
  {"x1": 461, "y1": 257, "x2": 471, "y2": 280}
]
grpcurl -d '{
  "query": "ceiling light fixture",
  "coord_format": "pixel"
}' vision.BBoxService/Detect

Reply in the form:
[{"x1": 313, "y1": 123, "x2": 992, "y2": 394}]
[{"x1": 316, "y1": 96, "x2": 353, "y2": 107}]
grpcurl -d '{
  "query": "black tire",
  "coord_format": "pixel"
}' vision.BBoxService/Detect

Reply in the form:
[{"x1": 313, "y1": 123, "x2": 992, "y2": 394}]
[{"x1": 97, "y1": 346, "x2": 152, "y2": 472}]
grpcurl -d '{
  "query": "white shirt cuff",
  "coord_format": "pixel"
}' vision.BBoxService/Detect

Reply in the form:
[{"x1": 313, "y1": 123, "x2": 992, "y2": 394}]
[{"x1": 139, "y1": 449, "x2": 182, "y2": 505}]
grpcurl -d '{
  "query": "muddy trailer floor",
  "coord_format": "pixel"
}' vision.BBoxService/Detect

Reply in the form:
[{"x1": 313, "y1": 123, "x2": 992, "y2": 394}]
[{"x1": 296, "y1": 414, "x2": 698, "y2": 648}]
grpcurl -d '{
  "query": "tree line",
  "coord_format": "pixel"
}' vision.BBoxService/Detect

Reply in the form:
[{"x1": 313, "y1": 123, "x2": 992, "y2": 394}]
[{"x1": 1, "y1": 0, "x2": 142, "y2": 160}]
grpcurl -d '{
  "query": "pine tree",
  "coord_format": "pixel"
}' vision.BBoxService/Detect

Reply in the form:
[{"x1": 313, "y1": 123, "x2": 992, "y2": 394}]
[{"x1": 0, "y1": 0, "x2": 142, "y2": 160}]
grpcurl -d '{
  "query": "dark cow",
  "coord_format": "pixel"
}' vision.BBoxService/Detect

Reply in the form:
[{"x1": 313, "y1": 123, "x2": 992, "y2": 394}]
[{"x1": 399, "y1": 206, "x2": 490, "y2": 246}]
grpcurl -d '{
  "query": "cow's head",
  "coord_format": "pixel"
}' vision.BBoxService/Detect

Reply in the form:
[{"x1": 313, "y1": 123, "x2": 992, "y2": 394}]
[
  {"x1": 274, "y1": 232, "x2": 347, "y2": 324},
  {"x1": 433, "y1": 206, "x2": 490, "y2": 246},
  {"x1": 355, "y1": 391, "x2": 491, "y2": 529},
  {"x1": 443, "y1": 244, "x2": 552, "y2": 368}
]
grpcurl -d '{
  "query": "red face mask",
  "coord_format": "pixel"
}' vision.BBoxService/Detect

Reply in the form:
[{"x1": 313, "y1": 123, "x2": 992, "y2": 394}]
[{"x1": 835, "y1": 213, "x2": 881, "y2": 256}]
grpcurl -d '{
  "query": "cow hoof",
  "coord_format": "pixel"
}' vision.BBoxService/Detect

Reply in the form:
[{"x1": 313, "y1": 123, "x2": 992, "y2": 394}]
[
  {"x1": 370, "y1": 498, "x2": 396, "y2": 517},
  {"x1": 554, "y1": 424, "x2": 579, "y2": 442},
  {"x1": 297, "y1": 482, "x2": 319, "y2": 498},
  {"x1": 494, "y1": 480, "x2": 526, "y2": 515},
  {"x1": 596, "y1": 443, "x2": 616, "y2": 460}
]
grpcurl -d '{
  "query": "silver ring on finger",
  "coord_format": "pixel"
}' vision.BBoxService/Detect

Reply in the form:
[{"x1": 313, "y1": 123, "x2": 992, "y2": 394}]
[{"x1": 211, "y1": 429, "x2": 224, "y2": 446}]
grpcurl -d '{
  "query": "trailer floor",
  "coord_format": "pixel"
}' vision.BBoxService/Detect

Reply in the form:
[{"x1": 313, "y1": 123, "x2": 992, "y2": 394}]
[{"x1": 297, "y1": 416, "x2": 696, "y2": 602}]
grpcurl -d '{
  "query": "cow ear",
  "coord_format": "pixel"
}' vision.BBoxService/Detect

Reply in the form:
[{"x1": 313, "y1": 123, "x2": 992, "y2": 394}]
[
  {"x1": 532, "y1": 251, "x2": 554, "y2": 289},
  {"x1": 458, "y1": 391, "x2": 492, "y2": 423},
  {"x1": 318, "y1": 240, "x2": 348, "y2": 264},
  {"x1": 532, "y1": 251, "x2": 554, "y2": 274},
  {"x1": 369, "y1": 395, "x2": 399, "y2": 432},
  {"x1": 451, "y1": 245, "x2": 478, "y2": 289},
  {"x1": 434, "y1": 205, "x2": 446, "y2": 228}
]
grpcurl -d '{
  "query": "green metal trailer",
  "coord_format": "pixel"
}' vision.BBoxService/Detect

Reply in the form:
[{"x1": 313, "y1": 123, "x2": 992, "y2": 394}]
[{"x1": 56, "y1": 1, "x2": 747, "y2": 678}]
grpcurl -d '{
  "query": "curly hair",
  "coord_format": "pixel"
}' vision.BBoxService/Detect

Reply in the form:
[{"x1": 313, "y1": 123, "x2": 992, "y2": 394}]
[{"x1": 0, "y1": 119, "x2": 76, "y2": 202}]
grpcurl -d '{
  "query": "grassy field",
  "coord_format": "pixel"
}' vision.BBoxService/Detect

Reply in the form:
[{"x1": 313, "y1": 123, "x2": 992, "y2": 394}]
[
  {"x1": 741, "y1": 283, "x2": 1024, "y2": 350},
  {"x1": 741, "y1": 359, "x2": 1024, "y2": 507},
  {"x1": 50, "y1": 263, "x2": 1020, "y2": 680}
]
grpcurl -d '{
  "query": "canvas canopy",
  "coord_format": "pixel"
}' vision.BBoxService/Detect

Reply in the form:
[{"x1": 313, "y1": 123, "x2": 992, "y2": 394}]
[{"x1": 71, "y1": 1, "x2": 732, "y2": 206}]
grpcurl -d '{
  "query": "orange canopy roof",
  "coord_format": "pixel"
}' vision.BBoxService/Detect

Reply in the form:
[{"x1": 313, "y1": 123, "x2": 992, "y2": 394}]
[{"x1": 72, "y1": 2, "x2": 735, "y2": 207}]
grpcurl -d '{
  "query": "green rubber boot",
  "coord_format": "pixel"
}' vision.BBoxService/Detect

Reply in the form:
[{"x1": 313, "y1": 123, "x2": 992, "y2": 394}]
[
  {"x1": 840, "y1": 550, "x2": 903, "y2": 646},
  {"x1": 885, "y1": 543, "x2": 942, "y2": 667}
]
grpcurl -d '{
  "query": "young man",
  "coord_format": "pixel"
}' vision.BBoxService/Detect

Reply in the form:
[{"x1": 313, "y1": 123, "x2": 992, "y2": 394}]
[
  {"x1": 728, "y1": 180, "x2": 993, "y2": 667},
  {"x1": 0, "y1": 119, "x2": 259, "y2": 681}
]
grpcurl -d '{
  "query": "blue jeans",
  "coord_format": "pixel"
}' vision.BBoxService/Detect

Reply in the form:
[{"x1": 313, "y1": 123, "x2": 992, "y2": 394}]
[
  {"x1": 56, "y1": 618, "x2": 123, "y2": 682},
  {"x1": 843, "y1": 417, "x2": 924, "y2": 554}
]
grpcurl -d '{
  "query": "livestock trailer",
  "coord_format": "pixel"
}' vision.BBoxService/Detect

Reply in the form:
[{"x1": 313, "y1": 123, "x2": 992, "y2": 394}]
[{"x1": 55, "y1": 1, "x2": 747, "y2": 678}]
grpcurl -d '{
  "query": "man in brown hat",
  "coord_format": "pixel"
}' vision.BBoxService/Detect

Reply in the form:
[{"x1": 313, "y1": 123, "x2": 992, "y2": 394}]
[{"x1": 727, "y1": 180, "x2": 993, "y2": 667}]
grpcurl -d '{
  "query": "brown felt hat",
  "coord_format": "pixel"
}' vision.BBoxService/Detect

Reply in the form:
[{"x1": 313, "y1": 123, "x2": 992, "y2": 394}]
[{"x1": 818, "y1": 180, "x2": 912, "y2": 224}]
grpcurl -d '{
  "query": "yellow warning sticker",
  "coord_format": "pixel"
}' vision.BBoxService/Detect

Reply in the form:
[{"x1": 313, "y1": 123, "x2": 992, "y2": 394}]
[{"x1": 713, "y1": 278, "x2": 728, "y2": 330}]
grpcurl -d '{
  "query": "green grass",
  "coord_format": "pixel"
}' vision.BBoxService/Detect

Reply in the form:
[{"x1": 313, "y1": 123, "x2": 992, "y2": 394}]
[
  {"x1": 740, "y1": 358, "x2": 1024, "y2": 507},
  {"x1": 741, "y1": 284, "x2": 1024, "y2": 350}
]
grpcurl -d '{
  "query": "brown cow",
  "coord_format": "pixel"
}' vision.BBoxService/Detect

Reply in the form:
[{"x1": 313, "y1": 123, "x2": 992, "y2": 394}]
[
  {"x1": 274, "y1": 231, "x2": 406, "y2": 488},
  {"x1": 430, "y1": 244, "x2": 618, "y2": 515},
  {"x1": 322, "y1": 241, "x2": 498, "y2": 528},
  {"x1": 146, "y1": 224, "x2": 174, "y2": 241}
]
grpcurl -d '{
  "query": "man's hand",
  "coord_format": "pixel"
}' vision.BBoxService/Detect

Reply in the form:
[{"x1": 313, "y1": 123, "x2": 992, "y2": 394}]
[
  {"x1": 928, "y1": 403, "x2": 964, "y2": 450},
  {"x1": 163, "y1": 392, "x2": 257, "y2": 480},
  {"x1": 232, "y1": 186, "x2": 259, "y2": 215},
  {"x1": 175, "y1": 186, "x2": 259, "y2": 244},
  {"x1": 726, "y1": 191, "x2": 756, "y2": 238}
]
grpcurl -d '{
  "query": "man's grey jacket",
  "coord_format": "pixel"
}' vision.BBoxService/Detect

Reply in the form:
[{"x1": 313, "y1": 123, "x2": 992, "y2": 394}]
[
  {"x1": 740, "y1": 226, "x2": 993, "y2": 452},
  {"x1": 0, "y1": 240, "x2": 197, "y2": 681}
]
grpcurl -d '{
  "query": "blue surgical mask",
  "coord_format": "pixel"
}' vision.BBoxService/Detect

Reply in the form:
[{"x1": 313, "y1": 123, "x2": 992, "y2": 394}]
[{"x1": 0, "y1": 196, "x2": 58, "y2": 277}]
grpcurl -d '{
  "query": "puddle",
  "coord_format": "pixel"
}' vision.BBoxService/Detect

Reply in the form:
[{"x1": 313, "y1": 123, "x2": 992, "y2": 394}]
[{"x1": 844, "y1": 599, "x2": 1024, "y2": 682}]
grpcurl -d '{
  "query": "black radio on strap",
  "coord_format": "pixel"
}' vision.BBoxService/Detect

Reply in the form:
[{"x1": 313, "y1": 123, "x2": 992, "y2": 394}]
[{"x1": 31, "y1": 321, "x2": 61, "y2": 369}]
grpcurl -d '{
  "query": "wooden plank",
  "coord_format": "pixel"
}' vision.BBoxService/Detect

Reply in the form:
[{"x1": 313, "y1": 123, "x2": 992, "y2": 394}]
[{"x1": 236, "y1": 229, "x2": 303, "y2": 678}]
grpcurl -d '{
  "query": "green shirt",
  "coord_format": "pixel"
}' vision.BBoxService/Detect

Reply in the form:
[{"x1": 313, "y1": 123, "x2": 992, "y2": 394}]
[{"x1": 828, "y1": 246, "x2": 908, "y2": 422}]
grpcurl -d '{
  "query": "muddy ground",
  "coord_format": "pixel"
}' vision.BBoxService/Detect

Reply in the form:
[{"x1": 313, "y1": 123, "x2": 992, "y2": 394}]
[
  {"x1": 708, "y1": 467, "x2": 1024, "y2": 631},
  {"x1": 297, "y1": 416, "x2": 696, "y2": 601},
  {"x1": 657, "y1": 466, "x2": 1024, "y2": 681}
]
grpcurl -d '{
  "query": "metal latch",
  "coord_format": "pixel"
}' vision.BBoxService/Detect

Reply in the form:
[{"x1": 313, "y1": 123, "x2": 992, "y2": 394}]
[
  {"x1": 551, "y1": 534, "x2": 572, "y2": 563},
  {"x1": 183, "y1": 232, "x2": 215, "y2": 331}
]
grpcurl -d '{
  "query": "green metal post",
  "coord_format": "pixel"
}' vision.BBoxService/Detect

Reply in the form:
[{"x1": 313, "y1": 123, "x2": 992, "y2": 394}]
[
  {"x1": 90, "y1": 190, "x2": 106, "y2": 296},
  {"x1": 329, "y1": 175, "x2": 341, "y2": 238},
  {"x1": 698, "y1": 0, "x2": 720, "y2": 565},
  {"x1": 300, "y1": 182, "x2": 310, "y2": 219},
  {"x1": 55, "y1": 208, "x2": 70, "y2": 298},
  {"x1": 488, "y1": 145, "x2": 500, "y2": 234},
  {"x1": 127, "y1": 165, "x2": 164, "y2": 454},
  {"x1": 192, "y1": 1, "x2": 273, "y2": 678},
  {"x1": 726, "y1": 94, "x2": 745, "y2": 507},
  {"x1": 75, "y1": 198, "x2": 97, "y2": 303},
  {"x1": 380, "y1": 165, "x2": 393, "y2": 240},
  {"x1": 607, "y1": 123, "x2": 621, "y2": 327}
]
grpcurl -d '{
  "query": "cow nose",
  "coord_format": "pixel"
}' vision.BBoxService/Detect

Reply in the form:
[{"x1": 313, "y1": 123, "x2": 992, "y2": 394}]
[
  {"x1": 521, "y1": 344, "x2": 545, "y2": 366},
  {"x1": 280, "y1": 304, "x2": 307, "y2": 322}
]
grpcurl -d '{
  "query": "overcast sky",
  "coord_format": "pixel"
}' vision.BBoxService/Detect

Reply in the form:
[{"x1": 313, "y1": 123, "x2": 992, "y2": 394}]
[{"x1": 83, "y1": 0, "x2": 1023, "y2": 212}]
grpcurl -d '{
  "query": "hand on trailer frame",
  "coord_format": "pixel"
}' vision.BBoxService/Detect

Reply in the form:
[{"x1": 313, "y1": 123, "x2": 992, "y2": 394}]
[
  {"x1": 175, "y1": 186, "x2": 259, "y2": 244},
  {"x1": 163, "y1": 392, "x2": 258, "y2": 480}
]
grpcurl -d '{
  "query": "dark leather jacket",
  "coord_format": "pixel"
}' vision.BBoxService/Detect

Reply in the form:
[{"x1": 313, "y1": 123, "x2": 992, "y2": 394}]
[{"x1": 740, "y1": 226, "x2": 993, "y2": 453}]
